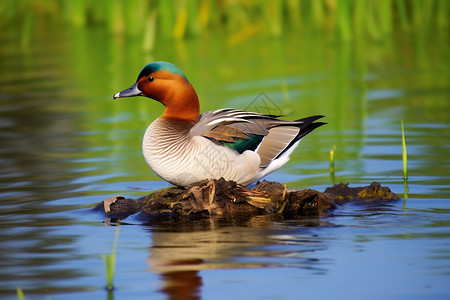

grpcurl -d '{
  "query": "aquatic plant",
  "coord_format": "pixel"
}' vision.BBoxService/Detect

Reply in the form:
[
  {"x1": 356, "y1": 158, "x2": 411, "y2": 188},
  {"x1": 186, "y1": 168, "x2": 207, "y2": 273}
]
[
  {"x1": 403, "y1": 177, "x2": 409, "y2": 206},
  {"x1": 330, "y1": 145, "x2": 336, "y2": 172},
  {"x1": 330, "y1": 145, "x2": 336, "y2": 183},
  {"x1": 1, "y1": 0, "x2": 448, "y2": 47},
  {"x1": 401, "y1": 120, "x2": 409, "y2": 203},
  {"x1": 16, "y1": 288, "x2": 24, "y2": 300},
  {"x1": 102, "y1": 226, "x2": 120, "y2": 291},
  {"x1": 401, "y1": 120, "x2": 407, "y2": 180}
]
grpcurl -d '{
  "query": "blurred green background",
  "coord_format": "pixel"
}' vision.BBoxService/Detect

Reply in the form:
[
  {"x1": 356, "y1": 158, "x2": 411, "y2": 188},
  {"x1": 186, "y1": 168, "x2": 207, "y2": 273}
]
[{"x1": 2, "y1": 0, "x2": 448, "y2": 46}]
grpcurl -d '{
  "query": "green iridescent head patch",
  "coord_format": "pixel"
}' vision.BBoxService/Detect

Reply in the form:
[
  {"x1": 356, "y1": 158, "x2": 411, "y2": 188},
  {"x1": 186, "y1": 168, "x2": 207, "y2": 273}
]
[{"x1": 137, "y1": 61, "x2": 189, "y2": 82}]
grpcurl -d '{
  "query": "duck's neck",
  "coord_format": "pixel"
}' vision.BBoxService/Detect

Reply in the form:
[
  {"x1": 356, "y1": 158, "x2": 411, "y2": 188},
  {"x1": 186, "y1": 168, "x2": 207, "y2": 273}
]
[{"x1": 161, "y1": 82, "x2": 200, "y2": 124}]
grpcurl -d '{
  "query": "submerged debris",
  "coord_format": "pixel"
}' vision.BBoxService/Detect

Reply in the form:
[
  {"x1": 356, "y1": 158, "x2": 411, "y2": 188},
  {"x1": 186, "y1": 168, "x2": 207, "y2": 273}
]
[{"x1": 94, "y1": 179, "x2": 399, "y2": 223}]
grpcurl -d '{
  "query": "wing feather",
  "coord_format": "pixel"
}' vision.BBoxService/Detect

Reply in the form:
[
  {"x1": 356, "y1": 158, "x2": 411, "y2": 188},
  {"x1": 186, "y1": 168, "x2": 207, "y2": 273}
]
[
  {"x1": 190, "y1": 108, "x2": 325, "y2": 166},
  {"x1": 257, "y1": 126, "x2": 300, "y2": 167},
  {"x1": 202, "y1": 125, "x2": 248, "y2": 143}
]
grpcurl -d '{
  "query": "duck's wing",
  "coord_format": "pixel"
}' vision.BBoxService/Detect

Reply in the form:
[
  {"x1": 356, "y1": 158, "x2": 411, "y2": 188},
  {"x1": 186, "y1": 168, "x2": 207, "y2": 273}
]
[{"x1": 190, "y1": 109, "x2": 325, "y2": 167}]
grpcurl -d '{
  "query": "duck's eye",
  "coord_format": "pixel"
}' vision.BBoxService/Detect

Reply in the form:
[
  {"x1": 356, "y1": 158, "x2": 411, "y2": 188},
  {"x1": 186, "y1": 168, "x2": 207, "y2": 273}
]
[{"x1": 147, "y1": 76, "x2": 154, "y2": 82}]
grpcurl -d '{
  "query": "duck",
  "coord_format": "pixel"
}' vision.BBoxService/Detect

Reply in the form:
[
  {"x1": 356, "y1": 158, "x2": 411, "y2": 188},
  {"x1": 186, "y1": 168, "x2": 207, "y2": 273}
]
[{"x1": 113, "y1": 61, "x2": 325, "y2": 187}]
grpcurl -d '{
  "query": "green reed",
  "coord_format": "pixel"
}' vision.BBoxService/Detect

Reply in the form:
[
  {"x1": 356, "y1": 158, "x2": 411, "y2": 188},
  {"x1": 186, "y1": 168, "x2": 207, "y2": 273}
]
[
  {"x1": 330, "y1": 145, "x2": 336, "y2": 184},
  {"x1": 401, "y1": 120, "x2": 407, "y2": 180},
  {"x1": 330, "y1": 145, "x2": 336, "y2": 173},
  {"x1": 401, "y1": 120, "x2": 409, "y2": 203},
  {"x1": 102, "y1": 226, "x2": 120, "y2": 291},
  {"x1": 2, "y1": 0, "x2": 449, "y2": 48},
  {"x1": 16, "y1": 288, "x2": 25, "y2": 300}
]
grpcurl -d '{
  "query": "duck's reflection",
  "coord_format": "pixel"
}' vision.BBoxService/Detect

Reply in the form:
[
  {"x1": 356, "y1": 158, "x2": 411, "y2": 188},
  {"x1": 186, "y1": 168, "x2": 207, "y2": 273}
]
[
  {"x1": 160, "y1": 267, "x2": 202, "y2": 300},
  {"x1": 145, "y1": 216, "x2": 328, "y2": 299}
]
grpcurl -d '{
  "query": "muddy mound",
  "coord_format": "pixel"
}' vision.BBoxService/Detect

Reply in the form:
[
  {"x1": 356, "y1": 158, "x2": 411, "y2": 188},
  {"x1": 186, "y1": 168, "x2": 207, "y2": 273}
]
[{"x1": 94, "y1": 179, "x2": 399, "y2": 223}]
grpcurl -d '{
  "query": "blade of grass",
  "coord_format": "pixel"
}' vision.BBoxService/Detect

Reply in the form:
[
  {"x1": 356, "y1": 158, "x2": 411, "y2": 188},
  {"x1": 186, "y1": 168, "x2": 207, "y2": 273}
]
[
  {"x1": 330, "y1": 145, "x2": 336, "y2": 184},
  {"x1": 105, "y1": 0, "x2": 124, "y2": 35},
  {"x1": 401, "y1": 119, "x2": 408, "y2": 206},
  {"x1": 266, "y1": 0, "x2": 282, "y2": 36},
  {"x1": 286, "y1": 0, "x2": 301, "y2": 28},
  {"x1": 187, "y1": 0, "x2": 200, "y2": 36},
  {"x1": 21, "y1": 9, "x2": 32, "y2": 48},
  {"x1": 379, "y1": 0, "x2": 393, "y2": 36},
  {"x1": 143, "y1": 9, "x2": 157, "y2": 51},
  {"x1": 403, "y1": 177, "x2": 409, "y2": 207},
  {"x1": 367, "y1": 1, "x2": 382, "y2": 40},
  {"x1": 312, "y1": 0, "x2": 324, "y2": 26},
  {"x1": 401, "y1": 120, "x2": 407, "y2": 180},
  {"x1": 198, "y1": 0, "x2": 211, "y2": 30},
  {"x1": 174, "y1": 0, "x2": 188, "y2": 39},
  {"x1": 353, "y1": 0, "x2": 366, "y2": 37},
  {"x1": 396, "y1": 0, "x2": 410, "y2": 30},
  {"x1": 336, "y1": 0, "x2": 352, "y2": 40},
  {"x1": 412, "y1": 0, "x2": 423, "y2": 28},
  {"x1": 16, "y1": 287, "x2": 25, "y2": 300},
  {"x1": 159, "y1": 0, "x2": 175, "y2": 38},
  {"x1": 102, "y1": 226, "x2": 120, "y2": 291}
]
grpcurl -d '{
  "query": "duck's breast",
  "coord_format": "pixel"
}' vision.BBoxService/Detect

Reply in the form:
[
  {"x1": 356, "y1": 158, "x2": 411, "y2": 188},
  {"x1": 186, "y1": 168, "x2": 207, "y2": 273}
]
[{"x1": 142, "y1": 118, "x2": 261, "y2": 186}]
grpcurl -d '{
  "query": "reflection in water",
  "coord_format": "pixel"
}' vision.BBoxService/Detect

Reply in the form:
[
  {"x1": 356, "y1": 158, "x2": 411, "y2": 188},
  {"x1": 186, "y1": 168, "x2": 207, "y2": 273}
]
[
  {"x1": 0, "y1": 36, "x2": 91, "y2": 295},
  {"x1": 147, "y1": 217, "x2": 329, "y2": 299},
  {"x1": 403, "y1": 178, "x2": 409, "y2": 208},
  {"x1": 160, "y1": 268, "x2": 202, "y2": 300}
]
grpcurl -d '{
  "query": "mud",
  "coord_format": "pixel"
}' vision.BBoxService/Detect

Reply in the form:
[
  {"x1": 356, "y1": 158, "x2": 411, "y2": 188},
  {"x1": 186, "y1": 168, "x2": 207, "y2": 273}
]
[{"x1": 94, "y1": 179, "x2": 399, "y2": 223}]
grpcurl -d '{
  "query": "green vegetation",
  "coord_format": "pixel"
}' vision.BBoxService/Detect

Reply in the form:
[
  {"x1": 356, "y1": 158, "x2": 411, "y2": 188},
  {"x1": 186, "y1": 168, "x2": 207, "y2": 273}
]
[
  {"x1": 401, "y1": 120, "x2": 409, "y2": 203},
  {"x1": 1, "y1": 0, "x2": 448, "y2": 48},
  {"x1": 16, "y1": 288, "x2": 25, "y2": 300},
  {"x1": 330, "y1": 145, "x2": 336, "y2": 173},
  {"x1": 401, "y1": 120, "x2": 407, "y2": 180},
  {"x1": 403, "y1": 176, "x2": 409, "y2": 205},
  {"x1": 330, "y1": 145, "x2": 336, "y2": 184},
  {"x1": 102, "y1": 226, "x2": 120, "y2": 291}
]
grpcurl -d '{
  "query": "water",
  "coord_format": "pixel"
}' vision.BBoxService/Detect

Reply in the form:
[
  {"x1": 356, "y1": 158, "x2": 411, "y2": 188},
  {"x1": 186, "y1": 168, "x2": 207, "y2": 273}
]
[{"x1": 0, "y1": 25, "x2": 449, "y2": 300}]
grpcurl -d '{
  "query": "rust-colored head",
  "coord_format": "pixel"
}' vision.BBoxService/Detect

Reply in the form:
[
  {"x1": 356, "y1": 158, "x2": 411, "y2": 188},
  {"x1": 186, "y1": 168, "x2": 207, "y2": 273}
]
[{"x1": 113, "y1": 61, "x2": 200, "y2": 123}]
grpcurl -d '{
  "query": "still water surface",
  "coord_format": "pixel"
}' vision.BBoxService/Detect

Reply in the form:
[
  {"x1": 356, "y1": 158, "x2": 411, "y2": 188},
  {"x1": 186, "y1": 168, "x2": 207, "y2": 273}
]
[{"x1": 0, "y1": 26, "x2": 449, "y2": 299}]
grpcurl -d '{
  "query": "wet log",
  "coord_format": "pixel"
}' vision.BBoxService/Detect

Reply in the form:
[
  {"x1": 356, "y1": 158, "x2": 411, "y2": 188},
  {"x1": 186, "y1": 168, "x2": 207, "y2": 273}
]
[{"x1": 94, "y1": 178, "x2": 399, "y2": 223}]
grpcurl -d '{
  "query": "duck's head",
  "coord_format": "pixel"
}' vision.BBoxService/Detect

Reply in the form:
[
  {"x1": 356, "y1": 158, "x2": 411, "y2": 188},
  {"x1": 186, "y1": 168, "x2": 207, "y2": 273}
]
[{"x1": 113, "y1": 61, "x2": 199, "y2": 123}]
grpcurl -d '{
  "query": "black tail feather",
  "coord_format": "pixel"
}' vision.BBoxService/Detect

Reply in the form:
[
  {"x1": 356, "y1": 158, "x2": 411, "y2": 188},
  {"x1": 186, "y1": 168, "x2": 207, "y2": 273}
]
[{"x1": 275, "y1": 115, "x2": 326, "y2": 159}]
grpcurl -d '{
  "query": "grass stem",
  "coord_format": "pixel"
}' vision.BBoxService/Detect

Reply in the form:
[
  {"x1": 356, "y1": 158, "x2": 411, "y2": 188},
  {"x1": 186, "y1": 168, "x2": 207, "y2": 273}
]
[
  {"x1": 330, "y1": 145, "x2": 336, "y2": 184},
  {"x1": 16, "y1": 288, "x2": 24, "y2": 300},
  {"x1": 401, "y1": 120, "x2": 408, "y2": 204},
  {"x1": 403, "y1": 177, "x2": 409, "y2": 207},
  {"x1": 401, "y1": 120, "x2": 407, "y2": 180},
  {"x1": 102, "y1": 225, "x2": 120, "y2": 291}
]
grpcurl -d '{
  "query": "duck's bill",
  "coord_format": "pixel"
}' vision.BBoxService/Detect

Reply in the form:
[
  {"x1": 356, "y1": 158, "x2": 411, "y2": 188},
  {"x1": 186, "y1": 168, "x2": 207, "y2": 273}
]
[{"x1": 113, "y1": 82, "x2": 143, "y2": 99}]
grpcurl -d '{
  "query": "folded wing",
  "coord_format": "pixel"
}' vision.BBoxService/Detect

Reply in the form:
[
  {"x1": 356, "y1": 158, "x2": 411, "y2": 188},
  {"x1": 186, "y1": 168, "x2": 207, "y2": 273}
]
[{"x1": 191, "y1": 108, "x2": 325, "y2": 168}]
